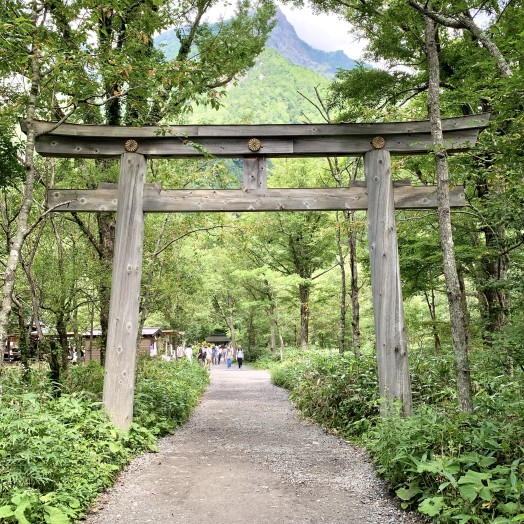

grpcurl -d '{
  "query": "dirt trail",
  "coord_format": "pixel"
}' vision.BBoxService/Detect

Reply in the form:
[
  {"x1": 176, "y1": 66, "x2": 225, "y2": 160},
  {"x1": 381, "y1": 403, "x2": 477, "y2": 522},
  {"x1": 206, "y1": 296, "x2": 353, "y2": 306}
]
[{"x1": 83, "y1": 365, "x2": 424, "y2": 524}]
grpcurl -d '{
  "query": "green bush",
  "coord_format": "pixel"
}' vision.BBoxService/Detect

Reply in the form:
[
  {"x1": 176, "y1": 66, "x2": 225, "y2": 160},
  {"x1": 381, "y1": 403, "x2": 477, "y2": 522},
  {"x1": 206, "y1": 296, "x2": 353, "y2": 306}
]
[
  {"x1": 133, "y1": 358, "x2": 209, "y2": 435},
  {"x1": 369, "y1": 396, "x2": 524, "y2": 523},
  {"x1": 268, "y1": 348, "x2": 524, "y2": 523},
  {"x1": 0, "y1": 358, "x2": 209, "y2": 522},
  {"x1": 0, "y1": 364, "x2": 52, "y2": 399},
  {"x1": 63, "y1": 361, "x2": 104, "y2": 399},
  {"x1": 270, "y1": 349, "x2": 379, "y2": 438},
  {"x1": 0, "y1": 392, "x2": 147, "y2": 522}
]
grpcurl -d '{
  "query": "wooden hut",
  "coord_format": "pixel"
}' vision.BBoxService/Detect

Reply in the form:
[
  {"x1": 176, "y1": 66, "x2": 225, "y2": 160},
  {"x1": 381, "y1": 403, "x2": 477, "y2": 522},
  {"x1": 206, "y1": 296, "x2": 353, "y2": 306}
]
[
  {"x1": 205, "y1": 332, "x2": 230, "y2": 345},
  {"x1": 84, "y1": 327, "x2": 167, "y2": 362}
]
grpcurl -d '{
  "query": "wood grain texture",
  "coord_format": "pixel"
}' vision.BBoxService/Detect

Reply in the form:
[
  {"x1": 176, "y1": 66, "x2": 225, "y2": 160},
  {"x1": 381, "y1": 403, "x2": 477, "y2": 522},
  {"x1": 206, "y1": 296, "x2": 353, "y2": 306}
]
[
  {"x1": 365, "y1": 150, "x2": 413, "y2": 416},
  {"x1": 34, "y1": 130, "x2": 483, "y2": 158},
  {"x1": 27, "y1": 113, "x2": 490, "y2": 137},
  {"x1": 102, "y1": 153, "x2": 146, "y2": 431},
  {"x1": 243, "y1": 157, "x2": 267, "y2": 189},
  {"x1": 47, "y1": 186, "x2": 465, "y2": 212},
  {"x1": 30, "y1": 114, "x2": 490, "y2": 158}
]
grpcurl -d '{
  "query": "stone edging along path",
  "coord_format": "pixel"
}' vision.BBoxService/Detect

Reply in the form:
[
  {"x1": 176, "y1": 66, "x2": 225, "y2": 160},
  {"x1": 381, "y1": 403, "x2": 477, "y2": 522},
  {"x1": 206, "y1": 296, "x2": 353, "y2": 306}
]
[{"x1": 83, "y1": 365, "x2": 425, "y2": 524}]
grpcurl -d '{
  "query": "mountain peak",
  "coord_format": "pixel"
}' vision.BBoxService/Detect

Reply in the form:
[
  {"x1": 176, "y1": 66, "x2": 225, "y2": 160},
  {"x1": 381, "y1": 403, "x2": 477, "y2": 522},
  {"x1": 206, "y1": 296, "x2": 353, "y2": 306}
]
[{"x1": 267, "y1": 8, "x2": 358, "y2": 77}]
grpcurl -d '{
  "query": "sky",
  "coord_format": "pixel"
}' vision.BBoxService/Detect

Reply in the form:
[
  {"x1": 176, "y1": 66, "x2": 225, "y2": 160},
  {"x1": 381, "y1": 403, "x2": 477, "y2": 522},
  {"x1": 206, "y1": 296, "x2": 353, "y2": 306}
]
[
  {"x1": 205, "y1": 1, "x2": 368, "y2": 63},
  {"x1": 278, "y1": 4, "x2": 368, "y2": 61}
]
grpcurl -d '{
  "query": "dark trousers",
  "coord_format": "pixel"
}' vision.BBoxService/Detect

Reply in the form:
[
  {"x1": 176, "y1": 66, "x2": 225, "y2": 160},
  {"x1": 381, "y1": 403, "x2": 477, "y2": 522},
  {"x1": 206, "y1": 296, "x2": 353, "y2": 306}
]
[{"x1": 237, "y1": 357, "x2": 243, "y2": 368}]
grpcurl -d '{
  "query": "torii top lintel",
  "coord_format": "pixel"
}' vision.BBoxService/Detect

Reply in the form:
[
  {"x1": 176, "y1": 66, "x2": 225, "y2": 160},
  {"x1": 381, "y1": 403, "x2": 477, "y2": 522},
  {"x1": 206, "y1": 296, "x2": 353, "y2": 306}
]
[{"x1": 27, "y1": 114, "x2": 490, "y2": 159}]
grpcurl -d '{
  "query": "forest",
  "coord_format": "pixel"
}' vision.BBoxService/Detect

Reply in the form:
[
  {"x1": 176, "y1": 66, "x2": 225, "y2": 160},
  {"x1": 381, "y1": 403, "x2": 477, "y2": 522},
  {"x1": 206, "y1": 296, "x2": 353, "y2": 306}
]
[{"x1": 0, "y1": 0, "x2": 523, "y2": 522}]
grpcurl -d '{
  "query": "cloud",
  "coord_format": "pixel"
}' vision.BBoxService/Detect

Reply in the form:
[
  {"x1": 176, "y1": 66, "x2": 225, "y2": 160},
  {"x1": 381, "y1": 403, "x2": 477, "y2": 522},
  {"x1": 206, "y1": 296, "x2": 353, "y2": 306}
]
[
  {"x1": 278, "y1": 4, "x2": 367, "y2": 61},
  {"x1": 204, "y1": 1, "x2": 369, "y2": 62}
]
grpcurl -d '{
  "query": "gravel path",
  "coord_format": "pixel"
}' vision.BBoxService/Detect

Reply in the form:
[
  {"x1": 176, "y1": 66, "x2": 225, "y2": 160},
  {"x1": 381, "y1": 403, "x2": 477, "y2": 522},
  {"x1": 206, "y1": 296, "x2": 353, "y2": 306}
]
[{"x1": 83, "y1": 365, "x2": 425, "y2": 524}]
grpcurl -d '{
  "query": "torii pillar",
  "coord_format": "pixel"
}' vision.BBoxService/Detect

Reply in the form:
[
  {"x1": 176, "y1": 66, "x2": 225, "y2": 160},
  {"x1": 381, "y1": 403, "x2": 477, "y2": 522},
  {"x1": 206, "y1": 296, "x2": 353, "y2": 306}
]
[
  {"x1": 102, "y1": 153, "x2": 146, "y2": 430},
  {"x1": 365, "y1": 149, "x2": 411, "y2": 415}
]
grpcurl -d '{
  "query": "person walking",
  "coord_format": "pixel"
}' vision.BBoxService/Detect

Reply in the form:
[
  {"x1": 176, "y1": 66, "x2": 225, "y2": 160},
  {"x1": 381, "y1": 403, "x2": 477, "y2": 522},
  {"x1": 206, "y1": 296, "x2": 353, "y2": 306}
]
[
  {"x1": 226, "y1": 346, "x2": 233, "y2": 370},
  {"x1": 236, "y1": 347, "x2": 244, "y2": 369},
  {"x1": 205, "y1": 346, "x2": 212, "y2": 370},
  {"x1": 197, "y1": 347, "x2": 204, "y2": 366}
]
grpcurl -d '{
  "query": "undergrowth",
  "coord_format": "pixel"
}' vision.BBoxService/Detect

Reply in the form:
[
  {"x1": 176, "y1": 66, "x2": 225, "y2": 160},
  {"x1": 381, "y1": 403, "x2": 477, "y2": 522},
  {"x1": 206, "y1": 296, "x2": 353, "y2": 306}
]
[
  {"x1": 265, "y1": 347, "x2": 524, "y2": 523},
  {"x1": 0, "y1": 358, "x2": 208, "y2": 523}
]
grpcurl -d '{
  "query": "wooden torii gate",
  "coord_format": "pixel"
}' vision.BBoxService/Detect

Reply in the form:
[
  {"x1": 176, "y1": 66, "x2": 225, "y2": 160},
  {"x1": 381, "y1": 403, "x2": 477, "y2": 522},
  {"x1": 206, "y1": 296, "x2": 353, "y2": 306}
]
[{"x1": 30, "y1": 114, "x2": 489, "y2": 430}]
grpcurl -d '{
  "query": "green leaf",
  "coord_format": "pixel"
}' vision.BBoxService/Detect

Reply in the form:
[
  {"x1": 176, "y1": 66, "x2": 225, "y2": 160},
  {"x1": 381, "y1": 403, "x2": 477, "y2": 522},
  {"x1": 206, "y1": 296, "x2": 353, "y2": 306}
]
[
  {"x1": 479, "y1": 456, "x2": 497, "y2": 468},
  {"x1": 458, "y1": 483, "x2": 478, "y2": 503},
  {"x1": 396, "y1": 482, "x2": 421, "y2": 501},
  {"x1": 13, "y1": 507, "x2": 30, "y2": 524},
  {"x1": 479, "y1": 486, "x2": 493, "y2": 502},
  {"x1": 499, "y1": 502, "x2": 519, "y2": 514},
  {"x1": 458, "y1": 470, "x2": 491, "y2": 485},
  {"x1": 108, "y1": 441, "x2": 123, "y2": 453},
  {"x1": 44, "y1": 506, "x2": 70, "y2": 524},
  {"x1": 418, "y1": 496, "x2": 444, "y2": 516},
  {"x1": 511, "y1": 514, "x2": 524, "y2": 523},
  {"x1": 0, "y1": 506, "x2": 15, "y2": 518},
  {"x1": 417, "y1": 459, "x2": 442, "y2": 473},
  {"x1": 454, "y1": 515, "x2": 474, "y2": 524}
]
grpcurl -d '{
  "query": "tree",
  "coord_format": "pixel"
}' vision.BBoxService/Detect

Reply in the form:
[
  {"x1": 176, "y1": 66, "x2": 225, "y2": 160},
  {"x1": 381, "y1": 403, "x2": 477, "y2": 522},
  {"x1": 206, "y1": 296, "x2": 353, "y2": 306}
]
[
  {"x1": 242, "y1": 158, "x2": 337, "y2": 350},
  {"x1": 424, "y1": 12, "x2": 472, "y2": 411},
  {"x1": 298, "y1": 86, "x2": 363, "y2": 354},
  {"x1": 295, "y1": 0, "x2": 522, "y2": 405},
  {"x1": 0, "y1": 0, "x2": 276, "y2": 366}
]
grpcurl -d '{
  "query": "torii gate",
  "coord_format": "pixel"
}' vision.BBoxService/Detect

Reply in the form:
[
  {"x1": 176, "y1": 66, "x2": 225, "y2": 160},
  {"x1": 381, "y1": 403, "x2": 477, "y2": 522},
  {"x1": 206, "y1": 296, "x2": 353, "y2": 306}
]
[{"x1": 29, "y1": 114, "x2": 489, "y2": 430}]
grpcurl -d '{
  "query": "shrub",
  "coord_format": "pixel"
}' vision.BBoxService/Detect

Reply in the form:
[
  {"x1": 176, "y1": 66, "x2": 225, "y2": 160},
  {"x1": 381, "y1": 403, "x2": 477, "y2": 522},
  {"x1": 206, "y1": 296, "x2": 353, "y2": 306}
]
[
  {"x1": 0, "y1": 392, "x2": 147, "y2": 522},
  {"x1": 270, "y1": 349, "x2": 380, "y2": 439},
  {"x1": 0, "y1": 358, "x2": 209, "y2": 522},
  {"x1": 133, "y1": 358, "x2": 209, "y2": 435},
  {"x1": 63, "y1": 361, "x2": 104, "y2": 399},
  {"x1": 368, "y1": 398, "x2": 524, "y2": 523}
]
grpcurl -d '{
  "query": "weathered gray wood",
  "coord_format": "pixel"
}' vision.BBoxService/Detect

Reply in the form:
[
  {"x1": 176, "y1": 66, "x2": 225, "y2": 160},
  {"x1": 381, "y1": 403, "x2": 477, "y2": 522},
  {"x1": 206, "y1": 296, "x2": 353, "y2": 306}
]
[
  {"x1": 29, "y1": 114, "x2": 490, "y2": 159},
  {"x1": 365, "y1": 149, "x2": 412, "y2": 416},
  {"x1": 34, "y1": 129, "x2": 484, "y2": 158},
  {"x1": 103, "y1": 153, "x2": 146, "y2": 431},
  {"x1": 26, "y1": 113, "x2": 490, "y2": 137},
  {"x1": 47, "y1": 185, "x2": 465, "y2": 212},
  {"x1": 243, "y1": 157, "x2": 267, "y2": 189}
]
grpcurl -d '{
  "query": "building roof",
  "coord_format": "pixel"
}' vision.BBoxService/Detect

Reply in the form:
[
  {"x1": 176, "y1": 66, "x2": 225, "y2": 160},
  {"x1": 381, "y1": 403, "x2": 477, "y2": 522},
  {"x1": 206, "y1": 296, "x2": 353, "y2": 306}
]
[
  {"x1": 141, "y1": 327, "x2": 163, "y2": 336},
  {"x1": 205, "y1": 334, "x2": 230, "y2": 343}
]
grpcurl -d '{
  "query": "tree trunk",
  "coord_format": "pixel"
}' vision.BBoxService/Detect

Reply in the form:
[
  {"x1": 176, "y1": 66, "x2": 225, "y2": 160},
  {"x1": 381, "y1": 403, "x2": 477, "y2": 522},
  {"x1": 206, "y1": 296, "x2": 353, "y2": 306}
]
[
  {"x1": 479, "y1": 228, "x2": 509, "y2": 337},
  {"x1": 0, "y1": 39, "x2": 41, "y2": 366},
  {"x1": 425, "y1": 14, "x2": 473, "y2": 412},
  {"x1": 13, "y1": 296, "x2": 30, "y2": 374},
  {"x1": 269, "y1": 303, "x2": 277, "y2": 355},
  {"x1": 247, "y1": 309, "x2": 256, "y2": 354},
  {"x1": 48, "y1": 339, "x2": 62, "y2": 397},
  {"x1": 347, "y1": 211, "x2": 361, "y2": 356},
  {"x1": 96, "y1": 212, "x2": 115, "y2": 365},
  {"x1": 56, "y1": 313, "x2": 69, "y2": 374},
  {"x1": 227, "y1": 294, "x2": 238, "y2": 352},
  {"x1": 228, "y1": 316, "x2": 238, "y2": 352},
  {"x1": 336, "y1": 214, "x2": 347, "y2": 353},
  {"x1": 137, "y1": 214, "x2": 169, "y2": 347},
  {"x1": 424, "y1": 289, "x2": 441, "y2": 353},
  {"x1": 299, "y1": 283, "x2": 310, "y2": 351},
  {"x1": 213, "y1": 294, "x2": 237, "y2": 351}
]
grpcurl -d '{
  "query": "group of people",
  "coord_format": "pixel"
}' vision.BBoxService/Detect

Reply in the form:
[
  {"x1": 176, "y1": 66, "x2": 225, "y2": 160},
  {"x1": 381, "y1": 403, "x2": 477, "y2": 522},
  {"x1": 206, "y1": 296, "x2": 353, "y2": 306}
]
[
  {"x1": 168, "y1": 343, "x2": 245, "y2": 370},
  {"x1": 196, "y1": 344, "x2": 244, "y2": 370}
]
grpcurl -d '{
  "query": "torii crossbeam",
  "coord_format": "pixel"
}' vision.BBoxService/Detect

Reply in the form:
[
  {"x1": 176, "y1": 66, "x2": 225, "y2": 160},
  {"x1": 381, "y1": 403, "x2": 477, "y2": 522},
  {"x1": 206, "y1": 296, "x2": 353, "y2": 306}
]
[{"x1": 27, "y1": 114, "x2": 489, "y2": 430}]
